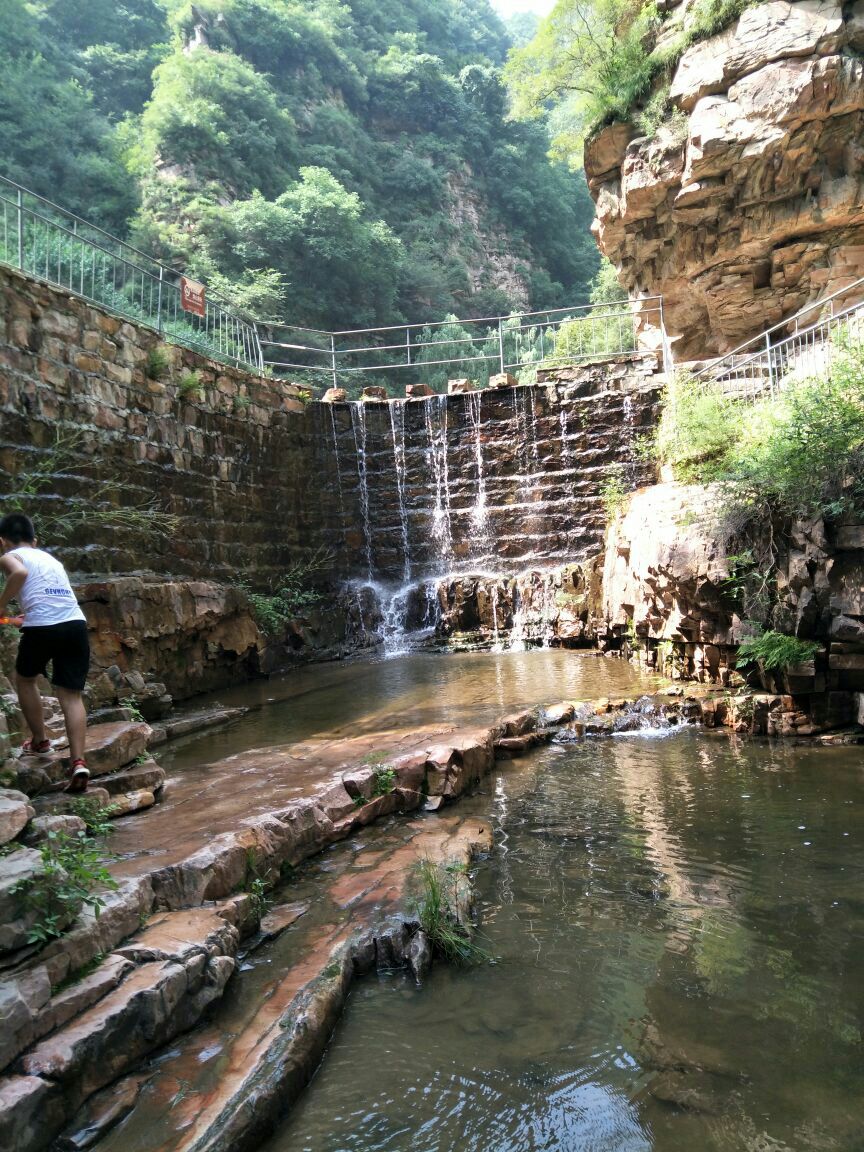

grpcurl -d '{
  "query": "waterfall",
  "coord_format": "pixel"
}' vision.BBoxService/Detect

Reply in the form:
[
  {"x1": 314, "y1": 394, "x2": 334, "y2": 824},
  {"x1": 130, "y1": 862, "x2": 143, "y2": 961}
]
[
  {"x1": 349, "y1": 402, "x2": 374, "y2": 582},
  {"x1": 360, "y1": 578, "x2": 442, "y2": 658},
  {"x1": 424, "y1": 394, "x2": 453, "y2": 571},
  {"x1": 328, "y1": 405, "x2": 347, "y2": 541},
  {"x1": 509, "y1": 583, "x2": 527, "y2": 652},
  {"x1": 527, "y1": 386, "x2": 541, "y2": 470},
  {"x1": 468, "y1": 391, "x2": 487, "y2": 533},
  {"x1": 559, "y1": 405, "x2": 572, "y2": 468},
  {"x1": 388, "y1": 400, "x2": 411, "y2": 583},
  {"x1": 490, "y1": 583, "x2": 502, "y2": 652}
]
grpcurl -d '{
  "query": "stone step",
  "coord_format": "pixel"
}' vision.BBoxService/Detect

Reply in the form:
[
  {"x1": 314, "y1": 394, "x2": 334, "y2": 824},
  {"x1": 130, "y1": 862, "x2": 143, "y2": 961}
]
[
  {"x1": 14, "y1": 723, "x2": 152, "y2": 797},
  {"x1": 0, "y1": 789, "x2": 34, "y2": 847},
  {"x1": 0, "y1": 846, "x2": 81, "y2": 956},
  {"x1": 98, "y1": 760, "x2": 165, "y2": 798},
  {"x1": 77, "y1": 817, "x2": 491, "y2": 1152},
  {"x1": 5, "y1": 908, "x2": 240, "y2": 1152}
]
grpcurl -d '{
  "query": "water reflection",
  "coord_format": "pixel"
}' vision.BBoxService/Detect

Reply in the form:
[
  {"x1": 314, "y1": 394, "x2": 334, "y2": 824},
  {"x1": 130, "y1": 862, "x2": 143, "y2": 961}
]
[
  {"x1": 269, "y1": 730, "x2": 864, "y2": 1152},
  {"x1": 160, "y1": 650, "x2": 659, "y2": 773}
]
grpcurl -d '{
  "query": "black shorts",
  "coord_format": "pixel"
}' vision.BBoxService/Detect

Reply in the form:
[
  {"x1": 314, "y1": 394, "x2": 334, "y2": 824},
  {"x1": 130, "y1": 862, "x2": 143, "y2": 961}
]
[{"x1": 16, "y1": 620, "x2": 90, "y2": 691}]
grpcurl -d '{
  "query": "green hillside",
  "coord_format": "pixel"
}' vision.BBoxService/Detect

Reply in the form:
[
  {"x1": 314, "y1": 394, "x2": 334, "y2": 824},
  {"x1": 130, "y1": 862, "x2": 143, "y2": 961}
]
[{"x1": 0, "y1": 0, "x2": 599, "y2": 329}]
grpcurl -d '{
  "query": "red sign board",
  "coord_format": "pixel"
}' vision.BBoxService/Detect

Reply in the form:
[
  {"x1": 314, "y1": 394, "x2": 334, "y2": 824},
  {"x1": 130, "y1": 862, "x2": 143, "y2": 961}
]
[{"x1": 180, "y1": 276, "x2": 206, "y2": 317}]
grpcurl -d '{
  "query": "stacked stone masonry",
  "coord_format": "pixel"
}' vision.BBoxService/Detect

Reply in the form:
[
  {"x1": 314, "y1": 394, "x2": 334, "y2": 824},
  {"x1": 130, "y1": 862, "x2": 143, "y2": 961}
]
[{"x1": 0, "y1": 265, "x2": 664, "y2": 586}]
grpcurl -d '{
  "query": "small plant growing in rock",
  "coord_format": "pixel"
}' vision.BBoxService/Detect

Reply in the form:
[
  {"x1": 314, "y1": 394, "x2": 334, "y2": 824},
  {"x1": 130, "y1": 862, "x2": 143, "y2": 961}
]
[
  {"x1": 372, "y1": 765, "x2": 396, "y2": 796},
  {"x1": 239, "y1": 547, "x2": 332, "y2": 637},
  {"x1": 145, "y1": 346, "x2": 170, "y2": 381},
  {"x1": 412, "y1": 858, "x2": 491, "y2": 967},
  {"x1": 178, "y1": 370, "x2": 202, "y2": 400},
  {"x1": 735, "y1": 630, "x2": 821, "y2": 673},
  {"x1": 119, "y1": 696, "x2": 145, "y2": 723},
  {"x1": 244, "y1": 849, "x2": 270, "y2": 919},
  {"x1": 233, "y1": 393, "x2": 251, "y2": 413},
  {"x1": 69, "y1": 797, "x2": 116, "y2": 837},
  {"x1": 5, "y1": 427, "x2": 178, "y2": 543},
  {"x1": 600, "y1": 465, "x2": 630, "y2": 519},
  {"x1": 15, "y1": 816, "x2": 118, "y2": 944}
]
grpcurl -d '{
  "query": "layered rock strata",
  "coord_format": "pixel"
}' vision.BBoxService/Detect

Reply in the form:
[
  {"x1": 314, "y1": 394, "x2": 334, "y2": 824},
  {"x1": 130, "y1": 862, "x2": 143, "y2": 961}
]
[
  {"x1": 0, "y1": 693, "x2": 705, "y2": 1150},
  {"x1": 602, "y1": 482, "x2": 864, "y2": 731},
  {"x1": 585, "y1": 0, "x2": 864, "y2": 358}
]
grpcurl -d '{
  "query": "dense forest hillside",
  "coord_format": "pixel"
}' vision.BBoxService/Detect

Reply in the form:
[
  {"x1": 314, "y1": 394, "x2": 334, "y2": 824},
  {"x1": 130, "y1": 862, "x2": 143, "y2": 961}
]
[{"x1": 0, "y1": 0, "x2": 599, "y2": 329}]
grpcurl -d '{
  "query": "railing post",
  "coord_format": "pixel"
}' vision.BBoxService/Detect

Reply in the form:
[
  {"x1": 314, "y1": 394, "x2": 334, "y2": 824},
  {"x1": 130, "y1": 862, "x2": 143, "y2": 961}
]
[
  {"x1": 156, "y1": 266, "x2": 163, "y2": 333},
  {"x1": 659, "y1": 297, "x2": 673, "y2": 377},
  {"x1": 406, "y1": 327, "x2": 411, "y2": 367},
  {"x1": 765, "y1": 330, "x2": 774, "y2": 395},
  {"x1": 330, "y1": 333, "x2": 338, "y2": 390},
  {"x1": 253, "y1": 323, "x2": 264, "y2": 374},
  {"x1": 497, "y1": 317, "x2": 505, "y2": 374},
  {"x1": 16, "y1": 188, "x2": 23, "y2": 270}
]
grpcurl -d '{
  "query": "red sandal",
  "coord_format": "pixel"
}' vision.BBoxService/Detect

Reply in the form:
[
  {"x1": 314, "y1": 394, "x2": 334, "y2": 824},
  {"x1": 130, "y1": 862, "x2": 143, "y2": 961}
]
[
  {"x1": 66, "y1": 759, "x2": 90, "y2": 793},
  {"x1": 20, "y1": 738, "x2": 52, "y2": 756}
]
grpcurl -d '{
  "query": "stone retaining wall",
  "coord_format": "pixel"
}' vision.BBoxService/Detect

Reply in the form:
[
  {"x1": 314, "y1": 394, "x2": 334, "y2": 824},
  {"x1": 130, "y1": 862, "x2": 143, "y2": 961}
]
[
  {"x1": 0, "y1": 265, "x2": 321, "y2": 584},
  {"x1": 0, "y1": 266, "x2": 665, "y2": 588},
  {"x1": 318, "y1": 355, "x2": 662, "y2": 581}
]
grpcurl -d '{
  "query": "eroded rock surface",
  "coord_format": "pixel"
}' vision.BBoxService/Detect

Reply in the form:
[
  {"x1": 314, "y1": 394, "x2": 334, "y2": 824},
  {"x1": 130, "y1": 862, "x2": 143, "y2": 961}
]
[
  {"x1": 602, "y1": 482, "x2": 864, "y2": 703},
  {"x1": 585, "y1": 0, "x2": 864, "y2": 358}
]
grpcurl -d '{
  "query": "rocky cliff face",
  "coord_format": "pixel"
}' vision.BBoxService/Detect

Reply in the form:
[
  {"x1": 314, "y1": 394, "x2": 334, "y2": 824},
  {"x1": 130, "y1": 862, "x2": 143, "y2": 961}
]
[
  {"x1": 585, "y1": 0, "x2": 864, "y2": 359},
  {"x1": 602, "y1": 482, "x2": 864, "y2": 713}
]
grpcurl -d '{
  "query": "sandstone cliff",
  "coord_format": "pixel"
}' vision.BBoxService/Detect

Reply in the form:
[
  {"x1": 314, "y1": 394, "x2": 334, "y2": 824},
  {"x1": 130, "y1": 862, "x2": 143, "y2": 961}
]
[
  {"x1": 602, "y1": 482, "x2": 864, "y2": 705},
  {"x1": 585, "y1": 0, "x2": 864, "y2": 359}
]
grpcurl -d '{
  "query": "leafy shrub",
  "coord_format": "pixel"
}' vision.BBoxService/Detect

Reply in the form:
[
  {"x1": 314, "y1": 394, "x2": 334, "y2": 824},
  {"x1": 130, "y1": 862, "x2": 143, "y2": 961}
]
[
  {"x1": 657, "y1": 344, "x2": 864, "y2": 520},
  {"x1": 735, "y1": 630, "x2": 820, "y2": 672},
  {"x1": 506, "y1": 0, "x2": 758, "y2": 156},
  {"x1": 655, "y1": 370, "x2": 737, "y2": 479},
  {"x1": 241, "y1": 549, "x2": 331, "y2": 637},
  {"x1": 14, "y1": 808, "x2": 118, "y2": 943}
]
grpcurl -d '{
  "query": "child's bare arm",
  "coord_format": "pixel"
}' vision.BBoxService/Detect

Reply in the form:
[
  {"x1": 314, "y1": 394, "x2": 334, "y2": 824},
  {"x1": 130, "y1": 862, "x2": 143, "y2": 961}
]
[{"x1": 0, "y1": 552, "x2": 27, "y2": 616}]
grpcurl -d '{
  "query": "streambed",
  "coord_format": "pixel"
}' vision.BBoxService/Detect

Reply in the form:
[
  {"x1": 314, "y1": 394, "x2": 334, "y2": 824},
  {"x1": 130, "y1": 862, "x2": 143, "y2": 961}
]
[
  {"x1": 269, "y1": 729, "x2": 864, "y2": 1152},
  {"x1": 98, "y1": 652, "x2": 864, "y2": 1151}
]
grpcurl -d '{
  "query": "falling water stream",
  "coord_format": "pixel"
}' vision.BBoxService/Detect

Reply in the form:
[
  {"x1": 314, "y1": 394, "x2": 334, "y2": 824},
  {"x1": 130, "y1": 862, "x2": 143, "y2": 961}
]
[{"x1": 343, "y1": 388, "x2": 570, "y2": 655}]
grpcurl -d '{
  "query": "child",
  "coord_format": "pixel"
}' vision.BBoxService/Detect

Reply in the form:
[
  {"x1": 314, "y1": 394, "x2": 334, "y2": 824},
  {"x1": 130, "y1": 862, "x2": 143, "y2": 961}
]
[{"x1": 0, "y1": 513, "x2": 90, "y2": 791}]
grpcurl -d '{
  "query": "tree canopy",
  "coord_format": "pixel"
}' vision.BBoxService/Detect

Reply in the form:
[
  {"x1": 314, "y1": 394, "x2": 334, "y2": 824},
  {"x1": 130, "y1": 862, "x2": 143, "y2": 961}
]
[{"x1": 1, "y1": 0, "x2": 602, "y2": 328}]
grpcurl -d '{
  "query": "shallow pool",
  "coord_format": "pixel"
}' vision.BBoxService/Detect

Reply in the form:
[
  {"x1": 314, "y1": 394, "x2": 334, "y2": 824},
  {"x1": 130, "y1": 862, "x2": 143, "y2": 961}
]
[{"x1": 267, "y1": 727, "x2": 864, "y2": 1152}]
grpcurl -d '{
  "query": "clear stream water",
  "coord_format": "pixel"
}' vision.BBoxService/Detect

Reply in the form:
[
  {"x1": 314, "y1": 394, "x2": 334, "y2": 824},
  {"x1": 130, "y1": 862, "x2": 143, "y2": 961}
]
[
  {"x1": 111, "y1": 652, "x2": 864, "y2": 1152},
  {"x1": 252, "y1": 690, "x2": 864, "y2": 1152}
]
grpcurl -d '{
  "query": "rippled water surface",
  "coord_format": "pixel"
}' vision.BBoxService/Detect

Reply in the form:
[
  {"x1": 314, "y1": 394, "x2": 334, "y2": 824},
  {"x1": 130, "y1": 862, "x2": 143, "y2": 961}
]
[{"x1": 267, "y1": 729, "x2": 864, "y2": 1152}]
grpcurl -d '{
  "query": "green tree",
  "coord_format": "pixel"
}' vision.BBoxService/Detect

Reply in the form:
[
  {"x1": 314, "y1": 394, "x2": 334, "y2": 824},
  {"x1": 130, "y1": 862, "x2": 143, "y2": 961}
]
[
  {"x1": 504, "y1": 0, "x2": 660, "y2": 160},
  {"x1": 0, "y1": 0, "x2": 136, "y2": 229},
  {"x1": 197, "y1": 169, "x2": 403, "y2": 329}
]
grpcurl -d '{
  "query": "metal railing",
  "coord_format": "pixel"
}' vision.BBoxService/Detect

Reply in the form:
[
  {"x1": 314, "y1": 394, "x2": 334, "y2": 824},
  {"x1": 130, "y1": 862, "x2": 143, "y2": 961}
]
[
  {"x1": 0, "y1": 175, "x2": 263, "y2": 372},
  {"x1": 260, "y1": 296, "x2": 670, "y2": 391},
  {"x1": 693, "y1": 275, "x2": 864, "y2": 401}
]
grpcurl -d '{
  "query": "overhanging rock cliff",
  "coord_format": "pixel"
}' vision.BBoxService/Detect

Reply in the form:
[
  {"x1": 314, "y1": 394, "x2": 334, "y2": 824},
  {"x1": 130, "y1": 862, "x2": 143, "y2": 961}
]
[{"x1": 585, "y1": 0, "x2": 864, "y2": 359}]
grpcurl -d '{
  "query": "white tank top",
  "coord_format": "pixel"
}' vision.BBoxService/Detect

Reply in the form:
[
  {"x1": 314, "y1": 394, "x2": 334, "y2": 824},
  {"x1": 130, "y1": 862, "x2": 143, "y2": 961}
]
[{"x1": 10, "y1": 547, "x2": 86, "y2": 627}]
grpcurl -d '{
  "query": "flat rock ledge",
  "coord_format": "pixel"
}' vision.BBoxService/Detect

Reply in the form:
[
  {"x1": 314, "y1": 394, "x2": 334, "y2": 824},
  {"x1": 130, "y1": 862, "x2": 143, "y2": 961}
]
[{"x1": 0, "y1": 690, "x2": 720, "y2": 1152}]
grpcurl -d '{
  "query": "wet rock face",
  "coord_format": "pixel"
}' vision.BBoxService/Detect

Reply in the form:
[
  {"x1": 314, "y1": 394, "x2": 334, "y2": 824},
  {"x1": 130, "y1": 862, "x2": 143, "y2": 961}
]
[
  {"x1": 603, "y1": 482, "x2": 864, "y2": 693},
  {"x1": 585, "y1": 0, "x2": 864, "y2": 359},
  {"x1": 318, "y1": 358, "x2": 661, "y2": 583},
  {"x1": 435, "y1": 561, "x2": 604, "y2": 649},
  {"x1": 78, "y1": 577, "x2": 262, "y2": 704}
]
